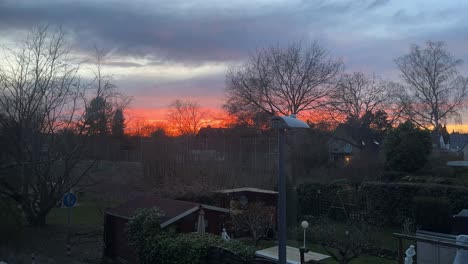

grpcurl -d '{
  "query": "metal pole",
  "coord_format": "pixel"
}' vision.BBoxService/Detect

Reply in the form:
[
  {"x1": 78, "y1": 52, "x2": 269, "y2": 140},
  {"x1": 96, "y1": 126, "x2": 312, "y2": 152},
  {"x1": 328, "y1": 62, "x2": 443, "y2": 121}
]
[
  {"x1": 299, "y1": 247, "x2": 306, "y2": 264},
  {"x1": 398, "y1": 237, "x2": 403, "y2": 264},
  {"x1": 67, "y1": 198, "x2": 71, "y2": 256},
  {"x1": 278, "y1": 129, "x2": 286, "y2": 264},
  {"x1": 303, "y1": 229, "x2": 306, "y2": 248}
]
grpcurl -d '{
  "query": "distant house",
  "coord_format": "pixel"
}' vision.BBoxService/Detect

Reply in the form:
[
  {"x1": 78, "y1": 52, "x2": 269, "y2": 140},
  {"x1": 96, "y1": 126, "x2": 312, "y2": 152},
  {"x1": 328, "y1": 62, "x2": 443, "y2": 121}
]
[
  {"x1": 449, "y1": 132, "x2": 468, "y2": 150},
  {"x1": 104, "y1": 196, "x2": 230, "y2": 263},
  {"x1": 328, "y1": 139, "x2": 355, "y2": 166},
  {"x1": 213, "y1": 187, "x2": 278, "y2": 210},
  {"x1": 213, "y1": 187, "x2": 278, "y2": 238}
]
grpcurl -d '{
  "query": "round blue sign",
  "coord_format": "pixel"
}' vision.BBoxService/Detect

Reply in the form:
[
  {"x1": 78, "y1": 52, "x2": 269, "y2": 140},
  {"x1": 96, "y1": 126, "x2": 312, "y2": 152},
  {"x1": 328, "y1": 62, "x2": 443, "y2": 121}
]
[{"x1": 63, "y1": 192, "x2": 77, "y2": 208}]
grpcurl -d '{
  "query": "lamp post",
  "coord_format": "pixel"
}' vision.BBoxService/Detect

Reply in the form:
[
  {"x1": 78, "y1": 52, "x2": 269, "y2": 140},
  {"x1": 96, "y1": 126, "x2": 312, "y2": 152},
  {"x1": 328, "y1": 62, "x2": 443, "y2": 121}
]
[
  {"x1": 300, "y1": 221, "x2": 309, "y2": 264},
  {"x1": 271, "y1": 115, "x2": 310, "y2": 264}
]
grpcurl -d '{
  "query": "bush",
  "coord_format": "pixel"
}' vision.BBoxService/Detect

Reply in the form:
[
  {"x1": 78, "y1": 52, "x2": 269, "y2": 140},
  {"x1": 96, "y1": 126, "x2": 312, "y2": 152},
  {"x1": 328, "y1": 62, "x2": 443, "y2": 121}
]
[
  {"x1": 126, "y1": 207, "x2": 165, "y2": 256},
  {"x1": 413, "y1": 196, "x2": 452, "y2": 233},
  {"x1": 297, "y1": 183, "x2": 349, "y2": 218},
  {"x1": 361, "y1": 182, "x2": 468, "y2": 227},
  {"x1": 383, "y1": 121, "x2": 432, "y2": 173},
  {"x1": 381, "y1": 171, "x2": 405, "y2": 181},
  {"x1": 131, "y1": 232, "x2": 255, "y2": 264},
  {"x1": 0, "y1": 198, "x2": 23, "y2": 246},
  {"x1": 127, "y1": 208, "x2": 255, "y2": 264}
]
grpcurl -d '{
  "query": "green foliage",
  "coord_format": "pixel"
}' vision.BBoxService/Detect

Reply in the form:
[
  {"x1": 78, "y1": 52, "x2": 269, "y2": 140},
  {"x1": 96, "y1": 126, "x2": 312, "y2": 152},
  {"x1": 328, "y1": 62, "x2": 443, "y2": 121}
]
[
  {"x1": 126, "y1": 207, "x2": 165, "y2": 256},
  {"x1": 299, "y1": 181, "x2": 468, "y2": 228},
  {"x1": 155, "y1": 233, "x2": 255, "y2": 264},
  {"x1": 127, "y1": 208, "x2": 255, "y2": 264},
  {"x1": 413, "y1": 196, "x2": 452, "y2": 233},
  {"x1": 361, "y1": 181, "x2": 468, "y2": 227},
  {"x1": 383, "y1": 121, "x2": 432, "y2": 172}
]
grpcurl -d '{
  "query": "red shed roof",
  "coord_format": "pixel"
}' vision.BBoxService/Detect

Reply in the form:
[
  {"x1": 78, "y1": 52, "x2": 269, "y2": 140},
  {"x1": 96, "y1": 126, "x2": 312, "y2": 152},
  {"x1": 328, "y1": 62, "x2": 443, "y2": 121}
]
[{"x1": 105, "y1": 195, "x2": 229, "y2": 227}]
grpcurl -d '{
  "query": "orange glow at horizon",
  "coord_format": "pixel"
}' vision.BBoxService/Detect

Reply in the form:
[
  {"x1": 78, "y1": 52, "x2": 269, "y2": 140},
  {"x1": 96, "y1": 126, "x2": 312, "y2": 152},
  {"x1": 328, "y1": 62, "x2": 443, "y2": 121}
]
[
  {"x1": 124, "y1": 108, "x2": 468, "y2": 136},
  {"x1": 124, "y1": 108, "x2": 234, "y2": 136},
  {"x1": 446, "y1": 124, "x2": 468, "y2": 133}
]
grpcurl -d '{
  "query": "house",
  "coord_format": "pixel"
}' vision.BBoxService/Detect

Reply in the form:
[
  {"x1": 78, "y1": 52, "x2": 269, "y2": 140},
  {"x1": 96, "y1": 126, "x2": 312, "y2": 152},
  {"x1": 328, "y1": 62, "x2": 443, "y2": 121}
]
[
  {"x1": 449, "y1": 132, "x2": 468, "y2": 150},
  {"x1": 213, "y1": 187, "x2": 278, "y2": 210},
  {"x1": 213, "y1": 187, "x2": 278, "y2": 238},
  {"x1": 328, "y1": 124, "x2": 362, "y2": 167},
  {"x1": 433, "y1": 125, "x2": 450, "y2": 149},
  {"x1": 103, "y1": 196, "x2": 230, "y2": 263}
]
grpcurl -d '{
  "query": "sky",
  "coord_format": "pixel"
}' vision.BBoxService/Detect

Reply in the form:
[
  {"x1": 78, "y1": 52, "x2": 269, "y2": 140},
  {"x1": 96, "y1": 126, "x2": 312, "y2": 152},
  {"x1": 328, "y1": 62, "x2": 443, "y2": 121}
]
[{"x1": 1, "y1": 0, "x2": 468, "y2": 131}]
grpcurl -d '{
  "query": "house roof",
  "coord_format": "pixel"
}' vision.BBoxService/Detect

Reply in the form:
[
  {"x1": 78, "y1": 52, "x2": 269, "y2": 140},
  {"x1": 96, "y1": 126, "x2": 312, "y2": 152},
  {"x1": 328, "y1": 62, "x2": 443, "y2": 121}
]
[
  {"x1": 105, "y1": 195, "x2": 229, "y2": 227},
  {"x1": 449, "y1": 133, "x2": 468, "y2": 149},
  {"x1": 214, "y1": 187, "x2": 278, "y2": 194}
]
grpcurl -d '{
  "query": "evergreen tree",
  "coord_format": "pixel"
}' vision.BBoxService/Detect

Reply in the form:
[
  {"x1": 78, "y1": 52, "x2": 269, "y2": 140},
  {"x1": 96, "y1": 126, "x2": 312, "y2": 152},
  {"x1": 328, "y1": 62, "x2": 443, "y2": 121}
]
[
  {"x1": 84, "y1": 96, "x2": 113, "y2": 135},
  {"x1": 111, "y1": 108, "x2": 125, "y2": 138},
  {"x1": 383, "y1": 121, "x2": 432, "y2": 172}
]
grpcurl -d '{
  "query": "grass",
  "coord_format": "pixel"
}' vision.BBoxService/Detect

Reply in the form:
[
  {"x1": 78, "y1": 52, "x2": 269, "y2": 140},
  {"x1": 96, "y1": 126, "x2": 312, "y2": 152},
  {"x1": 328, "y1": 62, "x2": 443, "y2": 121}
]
[
  {"x1": 44, "y1": 193, "x2": 402, "y2": 264},
  {"x1": 47, "y1": 194, "x2": 122, "y2": 226}
]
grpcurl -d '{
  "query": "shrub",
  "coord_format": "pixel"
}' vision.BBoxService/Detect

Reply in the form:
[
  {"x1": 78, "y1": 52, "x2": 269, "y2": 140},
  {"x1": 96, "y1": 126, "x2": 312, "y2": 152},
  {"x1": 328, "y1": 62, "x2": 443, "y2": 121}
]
[
  {"x1": 381, "y1": 171, "x2": 405, "y2": 181},
  {"x1": 361, "y1": 182, "x2": 468, "y2": 227},
  {"x1": 383, "y1": 121, "x2": 432, "y2": 173},
  {"x1": 126, "y1": 207, "x2": 165, "y2": 258},
  {"x1": 413, "y1": 196, "x2": 452, "y2": 233},
  {"x1": 127, "y1": 208, "x2": 255, "y2": 264},
  {"x1": 131, "y1": 232, "x2": 255, "y2": 264},
  {"x1": 0, "y1": 198, "x2": 23, "y2": 246},
  {"x1": 297, "y1": 183, "x2": 349, "y2": 218}
]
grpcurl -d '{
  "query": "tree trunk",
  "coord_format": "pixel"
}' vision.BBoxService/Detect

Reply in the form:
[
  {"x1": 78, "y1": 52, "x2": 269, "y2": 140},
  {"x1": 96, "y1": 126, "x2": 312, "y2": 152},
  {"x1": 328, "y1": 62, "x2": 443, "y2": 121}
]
[
  {"x1": 32, "y1": 214, "x2": 47, "y2": 227},
  {"x1": 25, "y1": 209, "x2": 48, "y2": 227}
]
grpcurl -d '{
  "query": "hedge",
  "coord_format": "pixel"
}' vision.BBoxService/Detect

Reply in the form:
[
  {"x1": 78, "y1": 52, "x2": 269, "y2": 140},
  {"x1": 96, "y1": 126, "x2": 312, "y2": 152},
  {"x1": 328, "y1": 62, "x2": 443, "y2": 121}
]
[
  {"x1": 297, "y1": 182, "x2": 468, "y2": 228},
  {"x1": 413, "y1": 196, "x2": 452, "y2": 233},
  {"x1": 297, "y1": 182, "x2": 362, "y2": 220},
  {"x1": 360, "y1": 182, "x2": 468, "y2": 227},
  {"x1": 127, "y1": 208, "x2": 255, "y2": 264}
]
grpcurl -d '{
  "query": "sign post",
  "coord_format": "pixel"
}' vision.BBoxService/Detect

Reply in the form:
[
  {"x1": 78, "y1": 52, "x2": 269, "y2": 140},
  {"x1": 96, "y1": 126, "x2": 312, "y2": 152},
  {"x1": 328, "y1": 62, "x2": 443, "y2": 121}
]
[{"x1": 63, "y1": 192, "x2": 77, "y2": 257}]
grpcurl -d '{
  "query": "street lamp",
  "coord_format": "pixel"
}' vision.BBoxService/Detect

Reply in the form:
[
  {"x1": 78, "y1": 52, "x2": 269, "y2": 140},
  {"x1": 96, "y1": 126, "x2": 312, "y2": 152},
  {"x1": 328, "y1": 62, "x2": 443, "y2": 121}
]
[
  {"x1": 271, "y1": 114, "x2": 310, "y2": 264},
  {"x1": 300, "y1": 220, "x2": 310, "y2": 264}
]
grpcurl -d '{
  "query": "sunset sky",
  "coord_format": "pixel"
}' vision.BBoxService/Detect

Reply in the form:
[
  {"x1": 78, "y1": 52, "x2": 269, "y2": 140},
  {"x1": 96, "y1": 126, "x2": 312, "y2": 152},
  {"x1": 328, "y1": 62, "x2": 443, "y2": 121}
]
[{"x1": 1, "y1": 0, "x2": 468, "y2": 132}]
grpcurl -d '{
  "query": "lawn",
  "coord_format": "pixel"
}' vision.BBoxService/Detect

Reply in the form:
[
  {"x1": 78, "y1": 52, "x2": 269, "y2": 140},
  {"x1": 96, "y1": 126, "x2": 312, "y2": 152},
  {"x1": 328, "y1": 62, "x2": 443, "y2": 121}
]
[
  {"x1": 47, "y1": 194, "x2": 122, "y2": 226},
  {"x1": 42, "y1": 195, "x2": 402, "y2": 264}
]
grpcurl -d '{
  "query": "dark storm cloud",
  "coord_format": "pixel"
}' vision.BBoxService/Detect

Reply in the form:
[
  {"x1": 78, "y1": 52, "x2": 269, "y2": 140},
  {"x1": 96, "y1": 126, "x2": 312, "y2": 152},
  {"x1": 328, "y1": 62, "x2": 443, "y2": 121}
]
[
  {"x1": 0, "y1": 0, "x2": 467, "y2": 98},
  {"x1": 0, "y1": 0, "x2": 387, "y2": 64},
  {"x1": 0, "y1": 0, "x2": 293, "y2": 63}
]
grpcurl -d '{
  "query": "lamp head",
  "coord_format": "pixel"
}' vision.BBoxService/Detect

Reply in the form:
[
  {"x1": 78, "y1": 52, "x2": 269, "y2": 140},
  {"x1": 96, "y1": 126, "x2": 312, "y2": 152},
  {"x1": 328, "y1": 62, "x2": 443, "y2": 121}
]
[
  {"x1": 301, "y1": 221, "x2": 309, "y2": 229},
  {"x1": 271, "y1": 115, "x2": 310, "y2": 129}
]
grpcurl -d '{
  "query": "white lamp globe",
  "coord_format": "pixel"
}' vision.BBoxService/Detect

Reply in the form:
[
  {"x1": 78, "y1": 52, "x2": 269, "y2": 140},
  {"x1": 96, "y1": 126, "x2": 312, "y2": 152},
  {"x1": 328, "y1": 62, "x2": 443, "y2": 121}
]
[{"x1": 301, "y1": 221, "x2": 309, "y2": 229}]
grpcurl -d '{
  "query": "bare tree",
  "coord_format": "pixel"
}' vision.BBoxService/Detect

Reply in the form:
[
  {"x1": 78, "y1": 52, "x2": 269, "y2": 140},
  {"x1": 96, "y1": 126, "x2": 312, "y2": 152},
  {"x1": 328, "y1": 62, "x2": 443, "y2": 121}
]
[
  {"x1": 0, "y1": 26, "x2": 94, "y2": 226},
  {"x1": 329, "y1": 72, "x2": 389, "y2": 122},
  {"x1": 84, "y1": 48, "x2": 132, "y2": 136},
  {"x1": 231, "y1": 202, "x2": 275, "y2": 246},
  {"x1": 225, "y1": 41, "x2": 342, "y2": 126},
  {"x1": 395, "y1": 41, "x2": 468, "y2": 130},
  {"x1": 312, "y1": 218, "x2": 374, "y2": 264},
  {"x1": 167, "y1": 99, "x2": 207, "y2": 136}
]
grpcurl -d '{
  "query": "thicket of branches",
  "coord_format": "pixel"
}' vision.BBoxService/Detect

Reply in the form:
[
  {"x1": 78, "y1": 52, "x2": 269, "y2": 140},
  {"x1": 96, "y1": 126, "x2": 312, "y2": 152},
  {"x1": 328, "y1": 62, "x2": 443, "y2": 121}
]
[{"x1": 0, "y1": 27, "x2": 130, "y2": 226}]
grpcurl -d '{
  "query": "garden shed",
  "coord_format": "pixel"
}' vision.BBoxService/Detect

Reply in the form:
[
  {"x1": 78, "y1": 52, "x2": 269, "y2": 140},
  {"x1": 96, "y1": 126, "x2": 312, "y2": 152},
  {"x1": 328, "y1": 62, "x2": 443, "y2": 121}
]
[
  {"x1": 103, "y1": 195, "x2": 230, "y2": 263},
  {"x1": 214, "y1": 187, "x2": 278, "y2": 210}
]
